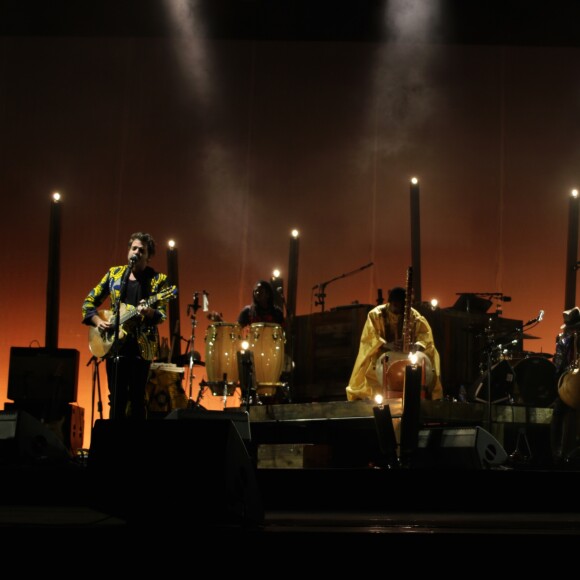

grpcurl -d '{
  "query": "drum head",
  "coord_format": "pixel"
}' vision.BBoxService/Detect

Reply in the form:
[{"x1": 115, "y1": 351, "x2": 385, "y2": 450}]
[{"x1": 514, "y1": 357, "x2": 557, "y2": 407}]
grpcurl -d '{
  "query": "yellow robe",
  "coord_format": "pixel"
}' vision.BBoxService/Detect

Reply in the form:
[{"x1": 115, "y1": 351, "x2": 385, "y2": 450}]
[{"x1": 346, "y1": 304, "x2": 443, "y2": 401}]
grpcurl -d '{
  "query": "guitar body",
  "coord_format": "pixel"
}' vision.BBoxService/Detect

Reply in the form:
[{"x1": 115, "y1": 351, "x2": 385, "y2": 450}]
[
  {"x1": 88, "y1": 306, "x2": 133, "y2": 358},
  {"x1": 87, "y1": 285, "x2": 178, "y2": 360}
]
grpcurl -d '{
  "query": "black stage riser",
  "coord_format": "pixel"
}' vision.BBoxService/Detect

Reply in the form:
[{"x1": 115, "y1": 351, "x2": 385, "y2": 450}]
[{"x1": 87, "y1": 417, "x2": 263, "y2": 528}]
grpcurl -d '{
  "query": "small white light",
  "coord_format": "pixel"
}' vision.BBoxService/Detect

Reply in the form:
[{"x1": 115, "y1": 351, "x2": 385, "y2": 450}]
[
  {"x1": 374, "y1": 394, "x2": 383, "y2": 406},
  {"x1": 52, "y1": 192, "x2": 61, "y2": 202},
  {"x1": 168, "y1": 239, "x2": 176, "y2": 249}
]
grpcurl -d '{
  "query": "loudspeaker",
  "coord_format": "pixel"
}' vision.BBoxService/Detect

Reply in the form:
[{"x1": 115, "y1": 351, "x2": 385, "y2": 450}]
[
  {"x1": 412, "y1": 426, "x2": 508, "y2": 469},
  {"x1": 165, "y1": 407, "x2": 251, "y2": 442},
  {"x1": 4, "y1": 402, "x2": 84, "y2": 454},
  {"x1": 7, "y1": 347, "x2": 79, "y2": 403},
  {"x1": 0, "y1": 410, "x2": 71, "y2": 465},
  {"x1": 88, "y1": 417, "x2": 263, "y2": 527}
]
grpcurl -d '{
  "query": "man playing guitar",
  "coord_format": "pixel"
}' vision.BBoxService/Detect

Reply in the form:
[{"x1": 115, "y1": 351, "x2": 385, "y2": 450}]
[{"x1": 82, "y1": 232, "x2": 175, "y2": 420}]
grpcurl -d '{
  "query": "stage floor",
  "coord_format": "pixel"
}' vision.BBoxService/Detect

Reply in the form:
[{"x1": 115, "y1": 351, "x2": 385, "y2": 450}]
[{"x1": 0, "y1": 398, "x2": 576, "y2": 559}]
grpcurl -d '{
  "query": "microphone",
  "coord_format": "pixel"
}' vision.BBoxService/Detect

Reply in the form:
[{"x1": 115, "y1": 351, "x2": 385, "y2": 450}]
[
  {"x1": 501, "y1": 296, "x2": 512, "y2": 302},
  {"x1": 524, "y1": 309, "x2": 544, "y2": 326},
  {"x1": 129, "y1": 254, "x2": 139, "y2": 265}
]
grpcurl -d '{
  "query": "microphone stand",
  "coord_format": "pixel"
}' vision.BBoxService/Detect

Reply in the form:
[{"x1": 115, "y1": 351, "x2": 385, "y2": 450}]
[
  {"x1": 186, "y1": 292, "x2": 202, "y2": 408},
  {"x1": 111, "y1": 261, "x2": 132, "y2": 420},
  {"x1": 87, "y1": 355, "x2": 103, "y2": 428},
  {"x1": 313, "y1": 262, "x2": 373, "y2": 312}
]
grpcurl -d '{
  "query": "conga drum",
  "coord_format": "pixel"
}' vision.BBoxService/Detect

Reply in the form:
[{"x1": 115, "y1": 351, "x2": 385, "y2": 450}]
[
  {"x1": 246, "y1": 323, "x2": 285, "y2": 397},
  {"x1": 205, "y1": 322, "x2": 242, "y2": 395},
  {"x1": 146, "y1": 362, "x2": 187, "y2": 415}
]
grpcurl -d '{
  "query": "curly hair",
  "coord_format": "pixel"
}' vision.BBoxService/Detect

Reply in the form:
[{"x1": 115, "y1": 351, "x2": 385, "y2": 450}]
[{"x1": 128, "y1": 232, "x2": 156, "y2": 257}]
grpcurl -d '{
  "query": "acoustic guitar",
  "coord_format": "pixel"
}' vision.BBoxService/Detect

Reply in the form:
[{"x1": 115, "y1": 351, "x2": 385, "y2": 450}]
[{"x1": 88, "y1": 285, "x2": 177, "y2": 359}]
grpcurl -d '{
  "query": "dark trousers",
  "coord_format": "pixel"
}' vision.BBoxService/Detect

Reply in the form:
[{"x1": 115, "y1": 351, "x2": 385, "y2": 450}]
[{"x1": 106, "y1": 355, "x2": 151, "y2": 420}]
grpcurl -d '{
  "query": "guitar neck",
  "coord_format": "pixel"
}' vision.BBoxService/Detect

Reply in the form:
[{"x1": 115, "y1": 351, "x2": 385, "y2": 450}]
[{"x1": 118, "y1": 295, "x2": 157, "y2": 325}]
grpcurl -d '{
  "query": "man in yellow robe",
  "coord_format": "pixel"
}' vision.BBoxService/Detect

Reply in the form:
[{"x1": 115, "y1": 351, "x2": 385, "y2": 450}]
[{"x1": 346, "y1": 287, "x2": 443, "y2": 402}]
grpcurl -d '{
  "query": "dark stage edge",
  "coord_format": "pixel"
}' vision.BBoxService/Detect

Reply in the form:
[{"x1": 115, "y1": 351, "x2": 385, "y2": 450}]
[{"x1": 1, "y1": 461, "x2": 580, "y2": 528}]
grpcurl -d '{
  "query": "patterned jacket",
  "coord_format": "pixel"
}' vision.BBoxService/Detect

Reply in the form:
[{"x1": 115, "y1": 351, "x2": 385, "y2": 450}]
[{"x1": 82, "y1": 265, "x2": 171, "y2": 360}]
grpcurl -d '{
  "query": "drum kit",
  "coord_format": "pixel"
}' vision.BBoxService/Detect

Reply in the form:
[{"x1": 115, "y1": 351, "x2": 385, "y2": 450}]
[{"x1": 469, "y1": 333, "x2": 558, "y2": 407}]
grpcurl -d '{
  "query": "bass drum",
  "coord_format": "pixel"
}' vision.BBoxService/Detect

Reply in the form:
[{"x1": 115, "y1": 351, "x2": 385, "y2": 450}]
[
  {"x1": 514, "y1": 356, "x2": 557, "y2": 407},
  {"x1": 558, "y1": 368, "x2": 580, "y2": 410},
  {"x1": 468, "y1": 360, "x2": 515, "y2": 404}
]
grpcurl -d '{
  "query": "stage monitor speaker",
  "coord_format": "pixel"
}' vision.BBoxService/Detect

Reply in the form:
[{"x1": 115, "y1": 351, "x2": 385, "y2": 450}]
[
  {"x1": 412, "y1": 426, "x2": 508, "y2": 469},
  {"x1": 0, "y1": 410, "x2": 71, "y2": 465},
  {"x1": 165, "y1": 407, "x2": 251, "y2": 442},
  {"x1": 7, "y1": 347, "x2": 79, "y2": 403},
  {"x1": 88, "y1": 418, "x2": 263, "y2": 527}
]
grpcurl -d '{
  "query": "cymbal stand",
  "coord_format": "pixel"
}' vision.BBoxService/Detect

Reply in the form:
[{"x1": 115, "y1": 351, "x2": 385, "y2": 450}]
[
  {"x1": 87, "y1": 355, "x2": 104, "y2": 427},
  {"x1": 480, "y1": 327, "x2": 496, "y2": 434}
]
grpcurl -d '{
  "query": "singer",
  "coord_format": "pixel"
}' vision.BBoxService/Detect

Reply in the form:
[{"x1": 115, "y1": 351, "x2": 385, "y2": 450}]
[{"x1": 81, "y1": 232, "x2": 172, "y2": 420}]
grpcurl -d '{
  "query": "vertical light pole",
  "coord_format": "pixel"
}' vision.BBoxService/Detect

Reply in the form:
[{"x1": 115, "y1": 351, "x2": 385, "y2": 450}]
[
  {"x1": 167, "y1": 239, "x2": 181, "y2": 363},
  {"x1": 287, "y1": 229, "x2": 299, "y2": 321},
  {"x1": 45, "y1": 192, "x2": 61, "y2": 349},
  {"x1": 565, "y1": 189, "x2": 579, "y2": 310},
  {"x1": 286, "y1": 229, "x2": 300, "y2": 401},
  {"x1": 410, "y1": 177, "x2": 422, "y2": 304},
  {"x1": 270, "y1": 268, "x2": 284, "y2": 311},
  {"x1": 399, "y1": 358, "x2": 422, "y2": 468}
]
